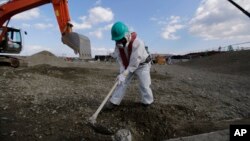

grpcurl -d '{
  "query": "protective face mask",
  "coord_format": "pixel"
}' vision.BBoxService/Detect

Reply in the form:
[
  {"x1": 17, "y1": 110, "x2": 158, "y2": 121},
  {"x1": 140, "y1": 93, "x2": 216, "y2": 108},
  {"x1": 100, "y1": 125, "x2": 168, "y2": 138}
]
[
  {"x1": 116, "y1": 43, "x2": 123, "y2": 48},
  {"x1": 124, "y1": 42, "x2": 129, "y2": 48},
  {"x1": 116, "y1": 33, "x2": 130, "y2": 48}
]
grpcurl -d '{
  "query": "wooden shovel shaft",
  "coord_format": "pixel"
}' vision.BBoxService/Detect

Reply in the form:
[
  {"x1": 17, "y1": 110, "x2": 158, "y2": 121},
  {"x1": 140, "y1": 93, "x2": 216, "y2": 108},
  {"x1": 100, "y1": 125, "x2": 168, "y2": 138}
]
[{"x1": 91, "y1": 81, "x2": 118, "y2": 120}]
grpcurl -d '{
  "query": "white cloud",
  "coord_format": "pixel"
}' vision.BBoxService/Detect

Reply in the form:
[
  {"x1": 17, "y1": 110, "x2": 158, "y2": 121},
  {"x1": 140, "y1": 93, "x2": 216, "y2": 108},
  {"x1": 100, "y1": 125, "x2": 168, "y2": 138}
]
[
  {"x1": 12, "y1": 8, "x2": 40, "y2": 20},
  {"x1": 162, "y1": 24, "x2": 184, "y2": 40},
  {"x1": 88, "y1": 7, "x2": 113, "y2": 24},
  {"x1": 189, "y1": 0, "x2": 250, "y2": 40},
  {"x1": 161, "y1": 16, "x2": 185, "y2": 40},
  {"x1": 34, "y1": 23, "x2": 54, "y2": 30},
  {"x1": 72, "y1": 16, "x2": 92, "y2": 30},
  {"x1": 89, "y1": 23, "x2": 113, "y2": 39},
  {"x1": 151, "y1": 16, "x2": 185, "y2": 40},
  {"x1": 72, "y1": 6, "x2": 114, "y2": 30}
]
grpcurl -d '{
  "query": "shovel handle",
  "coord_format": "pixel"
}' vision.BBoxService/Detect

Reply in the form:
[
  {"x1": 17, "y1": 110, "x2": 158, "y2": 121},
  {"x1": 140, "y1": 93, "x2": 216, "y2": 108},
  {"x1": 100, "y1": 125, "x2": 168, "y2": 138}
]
[{"x1": 91, "y1": 81, "x2": 118, "y2": 120}]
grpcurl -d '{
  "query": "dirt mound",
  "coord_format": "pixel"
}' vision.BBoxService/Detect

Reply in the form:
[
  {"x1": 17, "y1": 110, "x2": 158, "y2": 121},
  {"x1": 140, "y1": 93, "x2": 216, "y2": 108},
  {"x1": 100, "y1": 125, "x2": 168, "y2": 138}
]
[
  {"x1": 27, "y1": 50, "x2": 65, "y2": 66},
  {"x1": 180, "y1": 50, "x2": 250, "y2": 76},
  {"x1": 30, "y1": 51, "x2": 56, "y2": 57}
]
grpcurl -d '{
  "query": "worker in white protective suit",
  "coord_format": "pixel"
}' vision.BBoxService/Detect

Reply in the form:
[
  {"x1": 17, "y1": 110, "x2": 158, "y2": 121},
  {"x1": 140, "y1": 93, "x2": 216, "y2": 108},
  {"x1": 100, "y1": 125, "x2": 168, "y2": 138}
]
[{"x1": 105, "y1": 21, "x2": 154, "y2": 109}]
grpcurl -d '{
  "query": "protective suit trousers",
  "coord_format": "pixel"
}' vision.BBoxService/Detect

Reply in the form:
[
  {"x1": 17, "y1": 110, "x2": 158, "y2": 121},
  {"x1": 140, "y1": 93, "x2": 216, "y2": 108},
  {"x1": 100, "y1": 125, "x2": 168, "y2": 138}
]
[{"x1": 110, "y1": 63, "x2": 154, "y2": 105}]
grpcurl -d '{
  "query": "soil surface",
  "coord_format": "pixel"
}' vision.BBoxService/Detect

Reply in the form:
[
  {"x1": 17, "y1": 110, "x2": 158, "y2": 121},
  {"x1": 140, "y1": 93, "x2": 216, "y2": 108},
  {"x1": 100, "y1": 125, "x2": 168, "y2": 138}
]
[{"x1": 0, "y1": 50, "x2": 250, "y2": 141}]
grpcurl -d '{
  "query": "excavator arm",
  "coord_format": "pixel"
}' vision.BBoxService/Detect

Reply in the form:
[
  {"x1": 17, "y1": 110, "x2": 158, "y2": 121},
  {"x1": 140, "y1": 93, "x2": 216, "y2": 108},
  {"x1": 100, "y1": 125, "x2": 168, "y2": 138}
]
[
  {"x1": 228, "y1": 0, "x2": 250, "y2": 19},
  {"x1": 0, "y1": 0, "x2": 91, "y2": 56}
]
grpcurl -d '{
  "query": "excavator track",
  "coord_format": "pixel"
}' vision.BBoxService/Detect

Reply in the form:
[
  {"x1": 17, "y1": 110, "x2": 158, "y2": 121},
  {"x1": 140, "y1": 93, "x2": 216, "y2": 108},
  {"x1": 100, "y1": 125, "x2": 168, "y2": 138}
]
[{"x1": 0, "y1": 55, "x2": 20, "y2": 68}]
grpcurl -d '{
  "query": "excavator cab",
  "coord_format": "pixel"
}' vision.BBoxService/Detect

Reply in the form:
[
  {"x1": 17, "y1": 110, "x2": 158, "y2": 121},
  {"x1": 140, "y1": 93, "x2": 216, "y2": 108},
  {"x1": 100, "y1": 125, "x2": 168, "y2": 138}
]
[{"x1": 0, "y1": 26, "x2": 22, "y2": 54}]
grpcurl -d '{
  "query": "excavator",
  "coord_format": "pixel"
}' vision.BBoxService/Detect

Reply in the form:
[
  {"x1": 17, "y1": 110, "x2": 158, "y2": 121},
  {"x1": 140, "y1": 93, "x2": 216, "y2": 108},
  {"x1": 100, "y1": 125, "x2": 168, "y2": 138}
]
[{"x1": 0, "y1": 0, "x2": 91, "y2": 67}]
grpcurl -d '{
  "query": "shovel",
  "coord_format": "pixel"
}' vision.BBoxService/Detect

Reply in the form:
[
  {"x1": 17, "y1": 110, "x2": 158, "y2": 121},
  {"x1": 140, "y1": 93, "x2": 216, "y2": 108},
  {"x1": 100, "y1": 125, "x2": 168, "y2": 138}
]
[{"x1": 88, "y1": 81, "x2": 118, "y2": 134}]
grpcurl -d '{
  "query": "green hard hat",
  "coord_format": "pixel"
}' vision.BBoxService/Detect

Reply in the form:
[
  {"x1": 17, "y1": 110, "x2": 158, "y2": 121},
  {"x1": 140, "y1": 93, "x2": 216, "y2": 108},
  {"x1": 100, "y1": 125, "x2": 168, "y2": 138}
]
[{"x1": 111, "y1": 21, "x2": 129, "y2": 41}]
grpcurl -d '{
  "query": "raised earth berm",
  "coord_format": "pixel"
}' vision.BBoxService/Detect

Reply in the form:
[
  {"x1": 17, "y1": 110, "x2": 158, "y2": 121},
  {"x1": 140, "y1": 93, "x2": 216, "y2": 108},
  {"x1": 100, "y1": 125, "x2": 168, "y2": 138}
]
[{"x1": 180, "y1": 50, "x2": 250, "y2": 76}]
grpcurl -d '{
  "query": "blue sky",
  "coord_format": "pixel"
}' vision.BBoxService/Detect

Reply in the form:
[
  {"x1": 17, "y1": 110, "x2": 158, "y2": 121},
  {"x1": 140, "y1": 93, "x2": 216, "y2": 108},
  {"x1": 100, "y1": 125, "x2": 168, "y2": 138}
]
[{"x1": 2, "y1": 0, "x2": 250, "y2": 57}]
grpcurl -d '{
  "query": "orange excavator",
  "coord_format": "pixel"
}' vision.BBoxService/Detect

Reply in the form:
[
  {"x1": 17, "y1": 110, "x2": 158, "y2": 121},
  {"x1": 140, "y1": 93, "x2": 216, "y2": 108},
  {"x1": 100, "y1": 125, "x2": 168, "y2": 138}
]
[{"x1": 0, "y1": 0, "x2": 91, "y2": 67}]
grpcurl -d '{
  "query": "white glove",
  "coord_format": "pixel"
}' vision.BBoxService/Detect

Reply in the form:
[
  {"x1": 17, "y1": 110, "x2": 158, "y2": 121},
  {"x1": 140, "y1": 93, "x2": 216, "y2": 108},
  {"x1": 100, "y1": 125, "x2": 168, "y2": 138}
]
[{"x1": 117, "y1": 70, "x2": 129, "y2": 85}]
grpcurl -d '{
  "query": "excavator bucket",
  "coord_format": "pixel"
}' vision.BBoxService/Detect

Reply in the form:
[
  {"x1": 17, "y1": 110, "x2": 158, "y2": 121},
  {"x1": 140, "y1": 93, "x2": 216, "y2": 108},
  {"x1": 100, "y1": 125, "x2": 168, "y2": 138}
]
[{"x1": 62, "y1": 32, "x2": 91, "y2": 58}]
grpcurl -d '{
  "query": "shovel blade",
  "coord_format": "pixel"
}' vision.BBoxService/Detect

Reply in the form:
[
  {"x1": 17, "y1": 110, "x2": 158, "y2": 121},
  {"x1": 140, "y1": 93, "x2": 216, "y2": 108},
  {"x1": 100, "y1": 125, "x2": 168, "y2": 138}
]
[
  {"x1": 62, "y1": 32, "x2": 91, "y2": 58},
  {"x1": 87, "y1": 122, "x2": 114, "y2": 135}
]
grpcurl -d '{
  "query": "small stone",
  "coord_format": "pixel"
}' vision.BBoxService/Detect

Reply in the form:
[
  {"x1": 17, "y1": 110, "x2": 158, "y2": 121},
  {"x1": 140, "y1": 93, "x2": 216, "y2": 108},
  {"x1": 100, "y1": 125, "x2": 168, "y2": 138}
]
[
  {"x1": 10, "y1": 131, "x2": 16, "y2": 136},
  {"x1": 1, "y1": 117, "x2": 8, "y2": 120},
  {"x1": 3, "y1": 106, "x2": 8, "y2": 110},
  {"x1": 52, "y1": 110, "x2": 57, "y2": 114},
  {"x1": 112, "y1": 129, "x2": 132, "y2": 141}
]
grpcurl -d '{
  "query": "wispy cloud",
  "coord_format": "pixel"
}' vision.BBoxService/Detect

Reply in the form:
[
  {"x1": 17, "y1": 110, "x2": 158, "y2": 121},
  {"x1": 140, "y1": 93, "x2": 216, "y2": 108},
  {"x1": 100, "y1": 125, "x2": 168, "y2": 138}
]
[
  {"x1": 95, "y1": 0, "x2": 102, "y2": 5},
  {"x1": 89, "y1": 23, "x2": 113, "y2": 39},
  {"x1": 34, "y1": 23, "x2": 54, "y2": 30},
  {"x1": 150, "y1": 17, "x2": 168, "y2": 25},
  {"x1": 161, "y1": 16, "x2": 185, "y2": 40},
  {"x1": 12, "y1": 8, "x2": 40, "y2": 20},
  {"x1": 161, "y1": 25, "x2": 184, "y2": 40},
  {"x1": 151, "y1": 16, "x2": 185, "y2": 40},
  {"x1": 72, "y1": 16, "x2": 92, "y2": 29},
  {"x1": 20, "y1": 23, "x2": 54, "y2": 30}
]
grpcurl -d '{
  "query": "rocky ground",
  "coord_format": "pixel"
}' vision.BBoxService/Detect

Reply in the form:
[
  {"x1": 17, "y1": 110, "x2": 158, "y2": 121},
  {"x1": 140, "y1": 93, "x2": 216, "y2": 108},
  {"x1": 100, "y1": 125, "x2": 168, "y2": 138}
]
[{"x1": 0, "y1": 50, "x2": 250, "y2": 141}]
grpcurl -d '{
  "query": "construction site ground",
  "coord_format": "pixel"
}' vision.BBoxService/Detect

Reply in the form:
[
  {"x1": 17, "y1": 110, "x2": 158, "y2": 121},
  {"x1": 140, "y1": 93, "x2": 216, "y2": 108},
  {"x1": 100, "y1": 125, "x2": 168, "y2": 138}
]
[{"x1": 0, "y1": 50, "x2": 250, "y2": 141}]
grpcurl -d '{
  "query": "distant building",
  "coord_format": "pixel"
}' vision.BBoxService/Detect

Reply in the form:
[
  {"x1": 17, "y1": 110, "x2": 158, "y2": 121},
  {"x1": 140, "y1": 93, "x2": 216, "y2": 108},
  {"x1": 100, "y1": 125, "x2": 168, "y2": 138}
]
[{"x1": 94, "y1": 55, "x2": 115, "y2": 62}]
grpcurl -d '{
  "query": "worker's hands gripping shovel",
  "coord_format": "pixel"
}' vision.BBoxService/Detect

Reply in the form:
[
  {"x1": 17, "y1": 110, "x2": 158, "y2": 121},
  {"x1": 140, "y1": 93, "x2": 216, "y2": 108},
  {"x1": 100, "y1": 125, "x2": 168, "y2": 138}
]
[{"x1": 117, "y1": 70, "x2": 129, "y2": 85}]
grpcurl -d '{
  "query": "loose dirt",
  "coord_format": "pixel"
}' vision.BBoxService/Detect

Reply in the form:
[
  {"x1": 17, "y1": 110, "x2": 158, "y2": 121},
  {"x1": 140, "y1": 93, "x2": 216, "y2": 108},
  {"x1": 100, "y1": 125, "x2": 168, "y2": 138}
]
[{"x1": 0, "y1": 50, "x2": 250, "y2": 141}]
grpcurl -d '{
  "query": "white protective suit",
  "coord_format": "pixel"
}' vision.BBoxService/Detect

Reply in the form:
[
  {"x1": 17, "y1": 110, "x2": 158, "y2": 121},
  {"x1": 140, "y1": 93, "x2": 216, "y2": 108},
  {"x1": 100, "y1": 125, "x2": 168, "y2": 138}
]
[{"x1": 110, "y1": 33, "x2": 154, "y2": 105}]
